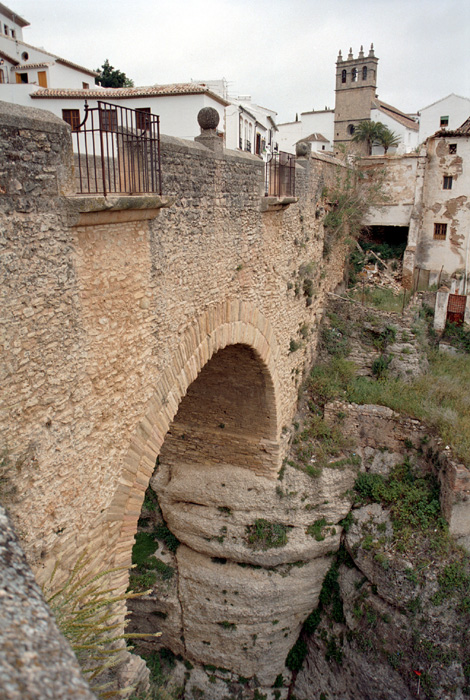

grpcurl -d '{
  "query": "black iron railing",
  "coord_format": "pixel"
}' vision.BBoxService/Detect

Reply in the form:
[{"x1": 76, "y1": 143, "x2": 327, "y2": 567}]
[
  {"x1": 73, "y1": 101, "x2": 162, "y2": 196},
  {"x1": 265, "y1": 151, "x2": 295, "y2": 197}
]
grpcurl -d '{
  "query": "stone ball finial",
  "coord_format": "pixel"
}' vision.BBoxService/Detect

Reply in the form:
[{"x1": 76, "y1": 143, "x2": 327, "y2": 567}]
[
  {"x1": 296, "y1": 141, "x2": 310, "y2": 158},
  {"x1": 197, "y1": 107, "x2": 220, "y2": 131}
]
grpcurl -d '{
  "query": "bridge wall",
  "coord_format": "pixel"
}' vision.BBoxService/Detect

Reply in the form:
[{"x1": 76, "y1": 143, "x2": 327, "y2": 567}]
[{"x1": 0, "y1": 100, "x2": 346, "y2": 590}]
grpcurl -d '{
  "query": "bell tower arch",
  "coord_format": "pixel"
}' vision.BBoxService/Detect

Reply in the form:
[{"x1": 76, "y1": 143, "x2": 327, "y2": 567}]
[{"x1": 333, "y1": 44, "x2": 379, "y2": 155}]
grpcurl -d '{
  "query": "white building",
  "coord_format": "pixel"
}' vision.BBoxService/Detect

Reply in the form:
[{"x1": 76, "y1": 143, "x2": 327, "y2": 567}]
[
  {"x1": 277, "y1": 109, "x2": 334, "y2": 154},
  {"x1": 370, "y1": 98, "x2": 419, "y2": 154},
  {"x1": 29, "y1": 85, "x2": 228, "y2": 142},
  {"x1": 418, "y1": 93, "x2": 470, "y2": 144},
  {"x1": 0, "y1": 4, "x2": 228, "y2": 142},
  {"x1": 194, "y1": 78, "x2": 278, "y2": 156},
  {"x1": 0, "y1": 4, "x2": 99, "y2": 94}
]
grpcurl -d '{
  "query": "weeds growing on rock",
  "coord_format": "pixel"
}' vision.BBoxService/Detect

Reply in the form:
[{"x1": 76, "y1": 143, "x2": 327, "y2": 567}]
[
  {"x1": 245, "y1": 519, "x2": 288, "y2": 550},
  {"x1": 44, "y1": 553, "x2": 161, "y2": 699}
]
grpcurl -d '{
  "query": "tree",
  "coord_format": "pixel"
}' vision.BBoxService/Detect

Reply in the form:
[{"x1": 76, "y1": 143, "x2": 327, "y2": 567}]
[
  {"x1": 351, "y1": 120, "x2": 384, "y2": 155},
  {"x1": 352, "y1": 120, "x2": 401, "y2": 155},
  {"x1": 95, "y1": 59, "x2": 134, "y2": 88},
  {"x1": 376, "y1": 126, "x2": 401, "y2": 154}
]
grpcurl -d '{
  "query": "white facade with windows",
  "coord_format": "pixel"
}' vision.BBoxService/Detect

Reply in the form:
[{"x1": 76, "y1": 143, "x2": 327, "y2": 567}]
[{"x1": 418, "y1": 94, "x2": 470, "y2": 144}]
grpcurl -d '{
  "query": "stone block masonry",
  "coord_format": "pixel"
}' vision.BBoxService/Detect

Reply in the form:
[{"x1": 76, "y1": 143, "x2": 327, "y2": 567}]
[{"x1": 0, "y1": 100, "x2": 348, "y2": 687}]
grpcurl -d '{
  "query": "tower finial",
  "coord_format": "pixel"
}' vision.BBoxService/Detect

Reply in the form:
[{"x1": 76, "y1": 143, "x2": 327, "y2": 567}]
[{"x1": 368, "y1": 43, "x2": 375, "y2": 57}]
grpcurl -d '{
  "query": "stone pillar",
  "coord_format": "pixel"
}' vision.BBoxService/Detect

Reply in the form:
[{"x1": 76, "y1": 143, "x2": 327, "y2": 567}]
[
  {"x1": 194, "y1": 107, "x2": 224, "y2": 155},
  {"x1": 434, "y1": 286, "x2": 450, "y2": 332}
]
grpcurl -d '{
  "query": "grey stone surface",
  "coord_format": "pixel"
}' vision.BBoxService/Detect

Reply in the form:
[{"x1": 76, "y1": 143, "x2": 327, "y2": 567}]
[
  {"x1": 197, "y1": 106, "x2": 220, "y2": 130},
  {"x1": 295, "y1": 141, "x2": 310, "y2": 157},
  {"x1": 0, "y1": 506, "x2": 97, "y2": 699}
]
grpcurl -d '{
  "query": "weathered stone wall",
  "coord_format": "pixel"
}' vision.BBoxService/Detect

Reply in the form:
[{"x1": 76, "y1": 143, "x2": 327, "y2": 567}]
[
  {"x1": 0, "y1": 505, "x2": 97, "y2": 700},
  {"x1": 0, "y1": 101, "x2": 346, "y2": 592},
  {"x1": 415, "y1": 134, "x2": 470, "y2": 286},
  {"x1": 362, "y1": 153, "x2": 422, "y2": 227}
]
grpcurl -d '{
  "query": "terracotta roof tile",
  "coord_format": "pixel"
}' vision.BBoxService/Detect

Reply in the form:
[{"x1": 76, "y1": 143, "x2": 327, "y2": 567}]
[
  {"x1": 30, "y1": 83, "x2": 230, "y2": 105},
  {"x1": 301, "y1": 132, "x2": 329, "y2": 143},
  {"x1": 434, "y1": 115, "x2": 470, "y2": 138},
  {"x1": 372, "y1": 98, "x2": 419, "y2": 131},
  {"x1": 11, "y1": 62, "x2": 53, "y2": 70}
]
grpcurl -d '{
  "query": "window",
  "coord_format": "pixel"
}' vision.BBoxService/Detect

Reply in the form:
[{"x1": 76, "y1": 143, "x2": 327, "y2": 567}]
[
  {"x1": 341, "y1": 69, "x2": 346, "y2": 83},
  {"x1": 16, "y1": 72, "x2": 28, "y2": 84},
  {"x1": 352, "y1": 67, "x2": 357, "y2": 82},
  {"x1": 362, "y1": 66, "x2": 367, "y2": 80},
  {"x1": 62, "y1": 109, "x2": 80, "y2": 132},
  {"x1": 82, "y1": 82, "x2": 89, "y2": 90},
  {"x1": 434, "y1": 223, "x2": 447, "y2": 240},
  {"x1": 99, "y1": 108, "x2": 118, "y2": 132},
  {"x1": 443, "y1": 176, "x2": 453, "y2": 190},
  {"x1": 440, "y1": 115, "x2": 449, "y2": 127},
  {"x1": 136, "y1": 107, "x2": 151, "y2": 131},
  {"x1": 449, "y1": 143, "x2": 457, "y2": 154}
]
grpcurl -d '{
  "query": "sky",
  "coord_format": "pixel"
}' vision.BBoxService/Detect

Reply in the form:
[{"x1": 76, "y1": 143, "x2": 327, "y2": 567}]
[{"x1": 11, "y1": 0, "x2": 470, "y2": 124}]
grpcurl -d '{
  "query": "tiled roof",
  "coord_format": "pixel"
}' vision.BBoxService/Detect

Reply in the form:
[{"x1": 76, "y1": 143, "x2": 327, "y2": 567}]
[
  {"x1": 455, "y1": 116, "x2": 470, "y2": 134},
  {"x1": 372, "y1": 98, "x2": 419, "y2": 131},
  {"x1": 30, "y1": 83, "x2": 230, "y2": 105},
  {"x1": 434, "y1": 115, "x2": 470, "y2": 138},
  {"x1": 0, "y1": 35, "x2": 98, "y2": 76},
  {"x1": 301, "y1": 132, "x2": 329, "y2": 143},
  {"x1": 11, "y1": 62, "x2": 53, "y2": 70}
]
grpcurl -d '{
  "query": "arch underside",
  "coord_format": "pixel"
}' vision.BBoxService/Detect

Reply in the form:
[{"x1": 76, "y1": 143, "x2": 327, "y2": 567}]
[{"x1": 106, "y1": 301, "x2": 284, "y2": 573}]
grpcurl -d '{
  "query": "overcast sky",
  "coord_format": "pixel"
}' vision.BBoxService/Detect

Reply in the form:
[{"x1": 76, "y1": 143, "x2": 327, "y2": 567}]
[{"x1": 12, "y1": 0, "x2": 470, "y2": 124}]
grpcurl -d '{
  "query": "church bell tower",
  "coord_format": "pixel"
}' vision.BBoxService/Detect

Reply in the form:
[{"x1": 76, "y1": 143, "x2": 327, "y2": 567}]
[{"x1": 333, "y1": 44, "x2": 379, "y2": 155}]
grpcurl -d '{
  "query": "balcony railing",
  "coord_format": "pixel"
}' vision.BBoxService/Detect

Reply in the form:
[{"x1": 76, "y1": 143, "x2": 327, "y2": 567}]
[
  {"x1": 73, "y1": 101, "x2": 162, "y2": 196},
  {"x1": 265, "y1": 151, "x2": 295, "y2": 198}
]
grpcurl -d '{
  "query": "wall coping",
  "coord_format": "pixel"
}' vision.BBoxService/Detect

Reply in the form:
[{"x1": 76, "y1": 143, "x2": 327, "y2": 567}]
[{"x1": 65, "y1": 194, "x2": 175, "y2": 226}]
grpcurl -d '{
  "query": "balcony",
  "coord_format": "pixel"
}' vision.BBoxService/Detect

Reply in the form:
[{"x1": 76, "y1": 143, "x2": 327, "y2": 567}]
[
  {"x1": 265, "y1": 151, "x2": 295, "y2": 198},
  {"x1": 72, "y1": 101, "x2": 162, "y2": 196}
]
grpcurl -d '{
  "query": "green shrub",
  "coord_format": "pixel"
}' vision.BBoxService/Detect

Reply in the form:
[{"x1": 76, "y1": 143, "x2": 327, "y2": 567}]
[
  {"x1": 307, "y1": 518, "x2": 328, "y2": 541},
  {"x1": 154, "y1": 523, "x2": 180, "y2": 553},
  {"x1": 443, "y1": 322, "x2": 470, "y2": 354},
  {"x1": 245, "y1": 519, "x2": 288, "y2": 550},
  {"x1": 132, "y1": 532, "x2": 159, "y2": 566},
  {"x1": 372, "y1": 354, "x2": 392, "y2": 378},
  {"x1": 129, "y1": 570, "x2": 158, "y2": 592},
  {"x1": 286, "y1": 638, "x2": 308, "y2": 671}
]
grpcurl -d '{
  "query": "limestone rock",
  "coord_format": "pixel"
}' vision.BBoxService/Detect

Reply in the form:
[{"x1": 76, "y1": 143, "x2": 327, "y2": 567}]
[{"x1": 176, "y1": 545, "x2": 331, "y2": 685}]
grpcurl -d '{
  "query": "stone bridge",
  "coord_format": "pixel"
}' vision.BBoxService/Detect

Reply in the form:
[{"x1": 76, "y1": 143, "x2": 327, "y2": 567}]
[{"x1": 0, "y1": 101, "x2": 347, "y2": 685}]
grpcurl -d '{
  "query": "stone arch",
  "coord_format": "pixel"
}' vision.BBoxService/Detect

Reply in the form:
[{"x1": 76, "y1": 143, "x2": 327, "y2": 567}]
[{"x1": 106, "y1": 300, "x2": 283, "y2": 572}]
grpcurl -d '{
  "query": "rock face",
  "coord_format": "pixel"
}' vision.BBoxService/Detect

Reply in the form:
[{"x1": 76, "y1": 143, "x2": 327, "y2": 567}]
[
  {"x1": 127, "y1": 458, "x2": 355, "y2": 685},
  {"x1": 0, "y1": 506, "x2": 97, "y2": 700},
  {"x1": 294, "y1": 501, "x2": 470, "y2": 700}
]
